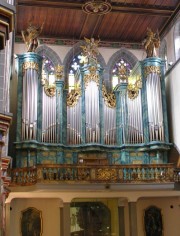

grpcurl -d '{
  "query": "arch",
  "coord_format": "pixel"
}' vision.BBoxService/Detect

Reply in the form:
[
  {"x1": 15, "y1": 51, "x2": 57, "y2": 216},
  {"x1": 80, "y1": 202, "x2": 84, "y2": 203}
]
[
  {"x1": 63, "y1": 41, "x2": 107, "y2": 86},
  {"x1": 174, "y1": 20, "x2": 180, "y2": 61},
  {"x1": 106, "y1": 47, "x2": 138, "y2": 89},
  {"x1": 37, "y1": 45, "x2": 62, "y2": 66}
]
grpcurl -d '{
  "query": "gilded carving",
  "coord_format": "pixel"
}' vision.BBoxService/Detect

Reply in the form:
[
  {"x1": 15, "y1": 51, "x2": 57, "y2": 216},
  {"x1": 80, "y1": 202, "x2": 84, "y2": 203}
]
[
  {"x1": 81, "y1": 37, "x2": 100, "y2": 64},
  {"x1": 84, "y1": 67, "x2": 100, "y2": 87},
  {"x1": 127, "y1": 76, "x2": 142, "y2": 100},
  {"x1": 22, "y1": 61, "x2": 39, "y2": 73},
  {"x1": 21, "y1": 22, "x2": 44, "y2": 52},
  {"x1": 127, "y1": 84, "x2": 139, "y2": 99},
  {"x1": 144, "y1": 65, "x2": 161, "y2": 78},
  {"x1": 67, "y1": 88, "x2": 81, "y2": 107},
  {"x1": 44, "y1": 84, "x2": 56, "y2": 97},
  {"x1": 41, "y1": 67, "x2": 56, "y2": 97},
  {"x1": 55, "y1": 64, "x2": 64, "y2": 80},
  {"x1": 102, "y1": 84, "x2": 116, "y2": 108},
  {"x1": 142, "y1": 28, "x2": 160, "y2": 58},
  {"x1": 97, "y1": 168, "x2": 117, "y2": 181}
]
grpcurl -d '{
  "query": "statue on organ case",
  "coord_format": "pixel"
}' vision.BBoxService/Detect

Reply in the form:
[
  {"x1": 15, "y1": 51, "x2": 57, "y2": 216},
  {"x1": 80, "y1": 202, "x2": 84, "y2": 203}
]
[
  {"x1": 142, "y1": 28, "x2": 160, "y2": 58},
  {"x1": 21, "y1": 22, "x2": 44, "y2": 52}
]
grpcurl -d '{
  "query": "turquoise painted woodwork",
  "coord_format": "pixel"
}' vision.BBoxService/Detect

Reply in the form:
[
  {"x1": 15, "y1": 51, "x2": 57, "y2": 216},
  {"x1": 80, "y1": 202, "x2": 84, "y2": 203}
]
[{"x1": 14, "y1": 55, "x2": 171, "y2": 168}]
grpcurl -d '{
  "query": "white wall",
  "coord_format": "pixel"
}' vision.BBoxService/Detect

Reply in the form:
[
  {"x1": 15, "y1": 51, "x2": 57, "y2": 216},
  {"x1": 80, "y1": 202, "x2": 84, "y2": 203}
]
[
  {"x1": 165, "y1": 62, "x2": 180, "y2": 152},
  {"x1": 161, "y1": 16, "x2": 180, "y2": 155},
  {"x1": 14, "y1": 42, "x2": 145, "y2": 65}
]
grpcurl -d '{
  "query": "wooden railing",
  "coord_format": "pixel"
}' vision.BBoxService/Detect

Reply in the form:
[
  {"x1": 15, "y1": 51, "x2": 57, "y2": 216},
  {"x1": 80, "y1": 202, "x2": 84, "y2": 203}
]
[
  {"x1": 10, "y1": 164, "x2": 176, "y2": 186},
  {"x1": 174, "y1": 168, "x2": 180, "y2": 183}
]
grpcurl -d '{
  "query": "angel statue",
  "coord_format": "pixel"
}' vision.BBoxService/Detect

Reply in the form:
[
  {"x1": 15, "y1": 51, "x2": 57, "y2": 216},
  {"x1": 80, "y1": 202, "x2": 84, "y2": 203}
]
[
  {"x1": 21, "y1": 22, "x2": 44, "y2": 52},
  {"x1": 81, "y1": 37, "x2": 100, "y2": 63},
  {"x1": 142, "y1": 28, "x2": 160, "y2": 58}
]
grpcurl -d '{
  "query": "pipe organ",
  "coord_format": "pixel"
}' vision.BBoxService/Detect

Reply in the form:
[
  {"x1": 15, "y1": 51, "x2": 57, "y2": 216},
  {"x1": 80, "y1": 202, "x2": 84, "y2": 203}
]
[{"x1": 15, "y1": 53, "x2": 170, "y2": 167}]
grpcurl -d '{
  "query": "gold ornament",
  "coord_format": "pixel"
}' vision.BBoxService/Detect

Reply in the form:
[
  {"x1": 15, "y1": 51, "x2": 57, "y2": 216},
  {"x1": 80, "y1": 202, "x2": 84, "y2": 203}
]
[
  {"x1": 67, "y1": 88, "x2": 82, "y2": 107},
  {"x1": 102, "y1": 84, "x2": 116, "y2": 108}
]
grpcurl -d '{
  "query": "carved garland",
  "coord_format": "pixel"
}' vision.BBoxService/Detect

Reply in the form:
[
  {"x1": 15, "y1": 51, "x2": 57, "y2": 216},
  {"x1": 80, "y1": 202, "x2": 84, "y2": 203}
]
[
  {"x1": 84, "y1": 66, "x2": 100, "y2": 87},
  {"x1": 144, "y1": 65, "x2": 161, "y2": 78},
  {"x1": 22, "y1": 61, "x2": 39, "y2": 74},
  {"x1": 102, "y1": 84, "x2": 116, "y2": 108},
  {"x1": 84, "y1": 73, "x2": 100, "y2": 87},
  {"x1": 67, "y1": 88, "x2": 82, "y2": 107},
  {"x1": 127, "y1": 77, "x2": 142, "y2": 100}
]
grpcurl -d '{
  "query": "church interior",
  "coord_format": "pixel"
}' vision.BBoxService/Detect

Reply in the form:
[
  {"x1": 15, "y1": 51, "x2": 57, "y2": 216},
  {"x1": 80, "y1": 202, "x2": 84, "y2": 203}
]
[{"x1": 0, "y1": 0, "x2": 180, "y2": 235}]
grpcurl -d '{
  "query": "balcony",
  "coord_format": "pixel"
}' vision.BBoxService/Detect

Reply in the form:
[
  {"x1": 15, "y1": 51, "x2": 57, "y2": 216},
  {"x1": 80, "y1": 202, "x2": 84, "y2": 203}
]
[{"x1": 10, "y1": 163, "x2": 176, "y2": 187}]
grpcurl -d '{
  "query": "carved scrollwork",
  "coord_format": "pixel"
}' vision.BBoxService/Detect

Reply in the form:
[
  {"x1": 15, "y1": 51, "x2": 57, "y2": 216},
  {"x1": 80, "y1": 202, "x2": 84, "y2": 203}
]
[
  {"x1": 41, "y1": 71, "x2": 56, "y2": 97},
  {"x1": 127, "y1": 85, "x2": 139, "y2": 99},
  {"x1": 84, "y1": 66, "x2": 100, "y2": 87},
  {"x1": 22, "y1": 61, "x2": 39, "y2": 74},
  {"x1": 102, "y1": 84, "x2": 116, "y2": 108},
  {"x1": 44, "y1": 82, "x2": 56, "y2": 97},
  {"x1": 97, "y1": 168, "x2": 117, "y2": 181},
  {"x1": 67, "y1": 88, "x2": 82, "y2": 107},
  {"x1": 127, "y1": 76, "x2": 142, "y2": 100},
  {"x1": 144, "y1": 65, "x2": 161, "y2": 78}
]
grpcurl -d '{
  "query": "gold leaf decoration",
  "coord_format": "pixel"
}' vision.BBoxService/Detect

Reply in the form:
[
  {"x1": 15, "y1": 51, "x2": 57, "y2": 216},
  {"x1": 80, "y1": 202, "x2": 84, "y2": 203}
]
[
  {"x1": 102, "y1": 84, "x2": 116, "y2": 108},
  {"x1": 67, "y1": 88, "x2": 82, "y2": 107},
  {"x1": 22, "y1": 61, "x2": 39, "y2": 74},
  {"x1": 144, "y1": 65, "x2": 161, "y2": 78}
]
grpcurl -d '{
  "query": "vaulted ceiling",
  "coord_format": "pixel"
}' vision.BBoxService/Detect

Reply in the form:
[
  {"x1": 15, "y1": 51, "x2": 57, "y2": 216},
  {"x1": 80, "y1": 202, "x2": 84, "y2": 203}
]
[{"x1": 16, "y1": 0, "x2": 180, "y2": 47}]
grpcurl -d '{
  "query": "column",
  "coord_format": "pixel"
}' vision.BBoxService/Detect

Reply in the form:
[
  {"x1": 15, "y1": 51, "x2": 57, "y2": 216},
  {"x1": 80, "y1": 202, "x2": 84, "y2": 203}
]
[
  {"x1": 5, "y1": 202, "x2": 11, "y2": 236},
  {"x1": 118, "y1": 205, "x2": 125, "y2": 236},
  {"x1": 60, "y1": 203, "x2": 71, "y2": 236},
  {"x1": 128, "y1": 202, "x2": 138, "y2": 236}
]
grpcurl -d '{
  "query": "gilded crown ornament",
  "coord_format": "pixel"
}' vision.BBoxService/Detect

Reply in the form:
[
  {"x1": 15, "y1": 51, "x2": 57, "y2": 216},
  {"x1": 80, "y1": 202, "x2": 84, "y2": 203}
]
[{"x1": 55, "y1": 65, "x2": 64, "y2": 80}]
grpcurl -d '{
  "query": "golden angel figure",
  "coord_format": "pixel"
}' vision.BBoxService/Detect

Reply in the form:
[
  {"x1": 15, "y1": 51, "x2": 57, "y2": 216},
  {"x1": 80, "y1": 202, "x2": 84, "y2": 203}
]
[
  {"x1": 142, "y1": 28, "x2": 160, "y2": 58},
  {"x1": 21, "y1": 22, "x2": 44, "y2": 52}
]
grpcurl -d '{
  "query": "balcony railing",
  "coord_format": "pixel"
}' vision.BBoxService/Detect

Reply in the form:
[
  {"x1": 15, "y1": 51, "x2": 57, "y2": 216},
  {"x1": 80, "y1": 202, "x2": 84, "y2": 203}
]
[{"x1": 10, "y1": 163, "x2": 176, "y2": 186}]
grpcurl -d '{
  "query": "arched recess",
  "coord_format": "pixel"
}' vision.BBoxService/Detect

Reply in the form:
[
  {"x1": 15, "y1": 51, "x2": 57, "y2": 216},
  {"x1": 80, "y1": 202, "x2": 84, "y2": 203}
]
[
  {"x1": 63, "y1": 41, "x2": 107, "y2": 87},
  {"x1": 107, "y1": 48, "x2": 138, "y2": 90},
  {"x1": 174, "y1": 20, "x2": 180, "y2": 61},
  {"x1": 37, "y1": 44, "x2": 62, "y2": 67}
]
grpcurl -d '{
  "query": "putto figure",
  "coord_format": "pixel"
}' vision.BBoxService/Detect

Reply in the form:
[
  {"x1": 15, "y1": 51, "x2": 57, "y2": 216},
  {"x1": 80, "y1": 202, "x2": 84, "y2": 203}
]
[
  {"x1": 21, "y1": 22, "x2": 44, "y2": 52},
  {"x1": 142, "y1": 28, "x2": 160, "y2": 58}
]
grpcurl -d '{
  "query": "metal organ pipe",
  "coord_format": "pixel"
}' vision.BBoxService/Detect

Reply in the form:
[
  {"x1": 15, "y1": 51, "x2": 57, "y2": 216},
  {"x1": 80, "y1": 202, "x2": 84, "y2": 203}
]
[
  {"x1": 67, "y1": 97, "x2": 82, "y2": 145},
  {"x1": 42, "y1": 90, "x2": 57, "y2": 143},
  {"x1": 22, "y1": 68, "x2": 38, "y2": 140},
  {"x1": 146, "y1": 73, "x2": 164, "y2": 141},
  {"x1": 127, "y1": 91, "x2": 143, "y2": 144},
  {"x1": 104, "y1": 105, "x2": 116, "y2": 145},
  {"x1": 85, "y1": 80, "x2": 100, "y2": 143}
]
